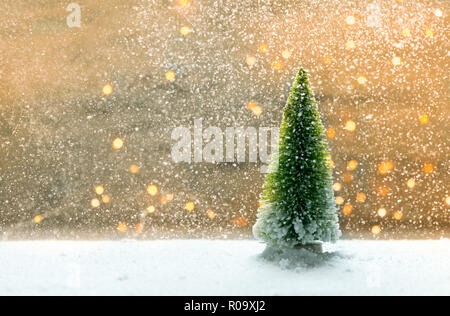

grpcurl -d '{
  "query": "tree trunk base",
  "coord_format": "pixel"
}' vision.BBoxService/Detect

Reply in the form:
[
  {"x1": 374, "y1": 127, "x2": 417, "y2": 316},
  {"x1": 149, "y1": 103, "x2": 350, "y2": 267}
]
[{"x1": 294, "y1": 242, "x2": 323, "y2": 254}]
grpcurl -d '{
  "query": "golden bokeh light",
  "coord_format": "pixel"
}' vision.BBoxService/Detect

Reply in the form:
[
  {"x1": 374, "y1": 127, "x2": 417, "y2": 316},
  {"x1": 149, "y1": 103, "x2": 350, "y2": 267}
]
[
  {"x1": 356, "y1": 193, "x2": 367, "y2": 203},
  {"x1": 371, "y1": 225, "x2": 382, "y2": 235},
  {"x1": 129, "y1": 164, "x2": 140, "y2": 174},
  {"x1": 185, "y1": 201, "x2": 195, "y2": 212},
  {"x1": 378, "y1": 161, "x2": 394, "y2": 175},
  {"x1": 233, "y1": 217, "x2": 248, "y2": 227},
  {"x1": 117, "y1": 223, "x2": 127, "y2": 233},
  {"x1": 135, "y1": 223, "x2": 143, "y2": 232},
  {"x1": 407, "y1": 178, "x2": 416, "y2": 189},
  {"x1": 419, "y1": 114, "x2": 429, "y2": 125},
  {"x1": 434, "y1": 9, "x2": 443, "y2": 17},
  {"x1": 146, "y1": 205, "x2": 156, "y2": 214},
  {"x1": 271, "y1": 61, "x2": 283, "y2": 71},
  {"x1": 344, "y1": 120, "x2": 356, "y2": 132},
  {"x1": 246, "y1": 56, "x2": 257, "y2": 66},
  {"x1": 425, "y1": 28, "x2": 434, "y2": 38},
  {"x1": 357, "y1": 75, "x2": 367, "y2": 85},
  {"x1": 90, "y1": 198, "x2": 101, "y2": 208},
  {"x1": 165, "y1": 70, "x2": 176, "y2": 82},
  {"x1": 95, "y1": 185, "x2": 104, "y2": 195},
  {"x1": 166, "y1": 194, "x2": 174, "y2": 201},
  {"x1": 112, "y1": 138, "x2": 124, "y2": 150},
  {"x1": 393, "y1": 211, "x2": 403, "y2": 221},
  {"x1": 177, "y1": 0, "x2": 191, "y2": 8},
  {"x1": 180, "y1": 26, "x2": 192, "y2": 36},
  {"x1": 251, "y1": 105, "x2": 263, "y2": 116},
  {"x1": 160, "y1": 196, "x2": 168, "y2": 205},
  {"x1": 336, "y1": 196, "x2": 345, "y2": 205},
  {"x1": 34, "y1": 215, "x2": 43, "y2": 224},
  {"x1": 333, "y1": 182, "x2": 342, "y2": 192},
  {"x1": 378, "y1": 186, "x2": 389, "y2": 197},
  {"x1": 207, "y1": 209, "x2": 216, "y2": 219},
  {"x1": 282, "y1": 49, "x2": 292, "y2": 59},
  {"x1": 377, "y1": 208, "x2": 387, "y2": 218},
  {"x1": 147, "y1": 184, "x2": 159, "y2": 196},
  {"x1": 402, "y1": 27, "x2": 411, "y2": 37},
  {"x1": 392, "y1": 56, "x2": 402, "y2": 66},
  {"x1": 327, "y1": 128, "x2": 336, "y2": 139},
  {"x1": 102, "y1": 84, "x2": 113, "y2": 96},
  {"x1": 347, "y1": 160, "x2": 358, "y2": 171},
  {"x1": 445, "y1": 196, "x2": 450, "y2": 206},
  {"x1": 345, "y1": 15, "x2": 356, "y2": 25},
  {"x1": 102, "y1": 194, "x2": 111, "y2": 204},
  {"x1": 258, "y1": 44, "x2": 269, "y2": 53},
  {"x1": 322, "y1": 55, "x2": 333, "y2": 65},
  {"x1": 345, "y1": 40, "x2": 356, "y2": 50},
  {"x1": 342, "y1": 203, "x2": 353, "y2": 216},
  {"x1": 424, "y1": 163, "x2": 434, "y2": 174}
]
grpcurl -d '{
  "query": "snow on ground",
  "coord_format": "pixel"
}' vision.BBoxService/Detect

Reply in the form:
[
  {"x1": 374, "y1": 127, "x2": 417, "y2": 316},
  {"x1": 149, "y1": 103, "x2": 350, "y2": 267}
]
[{"x1": 0, "y1": 240, "x2": 449, "y2": 296}]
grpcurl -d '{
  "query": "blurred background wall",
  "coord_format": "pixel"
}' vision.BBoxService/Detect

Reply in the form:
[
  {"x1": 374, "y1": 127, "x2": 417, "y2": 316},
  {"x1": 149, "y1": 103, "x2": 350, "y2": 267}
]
[{"x1": 0, "y1": 0, "x2": 448, "y2": 239}]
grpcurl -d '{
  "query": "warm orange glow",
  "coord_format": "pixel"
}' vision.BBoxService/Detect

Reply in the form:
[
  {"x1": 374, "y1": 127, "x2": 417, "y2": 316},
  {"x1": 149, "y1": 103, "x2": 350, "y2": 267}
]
[
  {"x1": 378, "y1": 161, "x2": 394, "y2": 175},
  {"x1": 425, "y1": 28, "x2": 434, "y2": 38},
  {"x1": 102, "y1": 84, "x2": 113, "y2": 96},
  {"x1": 343, "y1": 172, "x2": 353, "y2": 183},
  {"x1": 90, "y1": 198, "x2": 101, "y2": 208},
  {"x1": 424, "y1": 163, "x2": 434, "y2": 174},
  {"x1": 327, "y1": 128, "x2": 336, "y2": 139},
  {"x1": 377, "y1": 208, "x2": 387, "y2": 218},
  {"x1": 322, "y1": 55, "x2": 333, "y2": 65},
  {"x1": 402, "y1": 27, "x2": 411, "y2": 37},
  {"x1": 177, "y1": 0, "x2": 191, "y2": 8},
  {"x1": 117, "y1": 223, "x2": 127, "y2": 233},
  {"x1": 393, "y1": 211, "x2": 403, "y2": 221},
  {"x1": 258, "y1": 44, "x2": 269, "y2": 53},
  {"x1": 282, "y1": 49, "x2": 292, "y2": 59},
  {"x1": 207, "y1": 209, "x2": 216, "y2": 219},
  {"x1": 251, "y1": 105, "x2": 263, "y2": 116},
  {"x1": 356, "y1": 193, "x2": 367, "y2": 203},
  {"x1": 180, "y1": 26, "x2": 192, "y2": 36},
  {"x1": 146, "y1": 205, "x2": 156, "y2": 214},
  {"x1": 378, "y1": 186, "x2": 389, "y2": 197},
  {"x1": 165, "y1": 70, "x2": 176, "y2": 82},
  {"x1": 445, "y1": 196, "x2": 450, "y2": 206},
  {"x1": 407, "y1": 178, "x2": 416, "y2": 189},
  {"x1": 371, "y1": 225, "x2": 381, "y2": 235},
  {"x1": 135, "y1": 223, "x2": 143, "y2": 232},
  {"x1": 102, "y1": 194, "x2": 111, "y2": 204},
  {"x1": 246, "y1": 56, "x2": 256, "y2": 66},
  {"x1": 185, "y1": 201, "x2": 195, "y2": 212},
  {"x1": 95, "y1": 185, "x2": 104, "y2": 195},
  {"x1": 347, "y1": 160, "x2": 358, "y2": 171},
  {"x1": 342, "y1": 203, "x2": 353, "y2": 216},
  {"x1": 271, "y1": 61, "x2": 283, "y2": 71},
  {"x1": 160, "y1": 196, "x2": 168, "y2": 205},
  {"x1": 246, "y1": 102, "x2": 257, "y2": 110},
  {"x1": 419, "y1": 114, "x2": 429, "y2": 125},
  {"x1": 112, "y1": 138, "x2": 124, "y2": 150},
  {"x1": 345, "y1": 15, "x2": 356, "y2": 25},
  {"x1": 129, "y1": 164, "x2": 139, "y2": 174},
  {"x1": 34, "y1": 215, "x2": 43, "y2": 224},
  {"x1": 333, "y1": 182, "x2": 342, "y2": 192},
  {"x1": 392, "y1": 56, "x2": 402, "y2": 66},
  {"x1": 357, "y1": 75, "x2": 367, "y2": 85},
  {"x1": 344, "y1": 120, "x2": 356, "y2": 132},
  {"x1": 345, "y1": 40, "x2": 356, "y2": 50},
  {"x1": 147, "y1": 185, "x2": 159, "y2": 196},
  {"x1": 166, "y1": 194, "x2": 174, "y2": 201},
  {"x1": 233, "y1": 217, "x2": 248, "y2": 227},
  {"x1": 336, "y1": 196, "x2": 345, "y2": 205}
]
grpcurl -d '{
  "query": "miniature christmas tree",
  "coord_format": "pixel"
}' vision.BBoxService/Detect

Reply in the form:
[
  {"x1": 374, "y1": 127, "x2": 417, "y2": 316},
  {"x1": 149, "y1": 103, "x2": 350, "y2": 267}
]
[{"x1": 253, "y1": 68, "x2": 341, "y2": 250}]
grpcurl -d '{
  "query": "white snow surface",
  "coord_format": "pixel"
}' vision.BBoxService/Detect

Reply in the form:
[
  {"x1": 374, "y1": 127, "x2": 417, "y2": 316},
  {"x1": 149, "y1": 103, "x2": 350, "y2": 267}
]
[{"x1": 0, "y1": 239, "x2": 449, "y2": 296}]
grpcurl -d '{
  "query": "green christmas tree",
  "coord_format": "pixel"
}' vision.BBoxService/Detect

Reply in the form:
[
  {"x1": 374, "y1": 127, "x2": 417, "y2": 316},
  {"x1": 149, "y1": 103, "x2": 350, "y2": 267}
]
[{"x1": 253, "y1": 68, "x2": 341, "y2": 249}]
